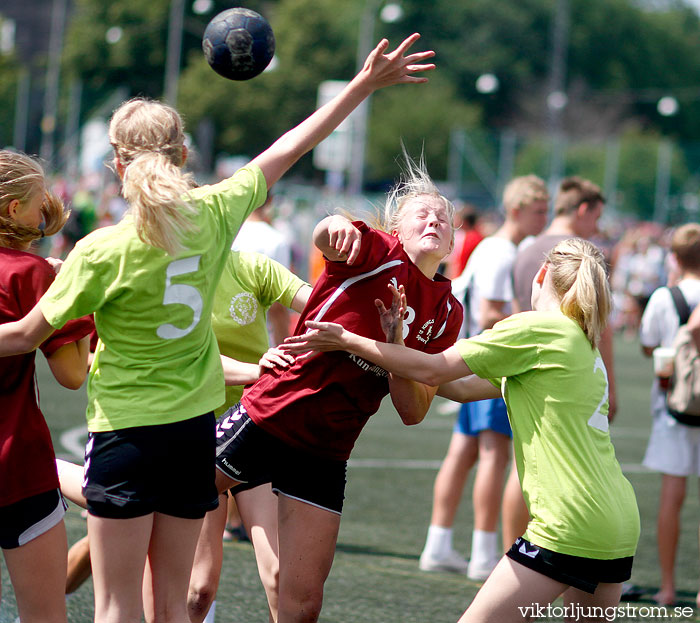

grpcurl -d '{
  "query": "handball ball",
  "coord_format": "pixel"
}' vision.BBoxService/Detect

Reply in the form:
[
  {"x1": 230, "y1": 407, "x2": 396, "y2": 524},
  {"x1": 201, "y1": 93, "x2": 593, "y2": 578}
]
[{"x1": 202, "y1": 8, "x2": 275, "y2": 81}]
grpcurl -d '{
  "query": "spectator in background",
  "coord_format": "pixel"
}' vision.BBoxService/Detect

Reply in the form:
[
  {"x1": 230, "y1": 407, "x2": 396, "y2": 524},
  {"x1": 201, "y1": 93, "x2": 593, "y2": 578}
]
[
  {"x1": 419, "y1": 175, "x2": 548, "y2": 580},
  {"x1": 442, "y1": 202, "x2": 484, "y2": 279},
  {"x1": 638, "y1": 223, "x2": 700, "y2": 608}
]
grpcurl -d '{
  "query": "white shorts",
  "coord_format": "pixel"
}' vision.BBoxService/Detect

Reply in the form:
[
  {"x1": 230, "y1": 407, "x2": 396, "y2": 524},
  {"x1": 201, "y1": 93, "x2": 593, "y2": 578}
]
[{"x1": 642, "y1": 413, "x2": 700, "y2": 476}]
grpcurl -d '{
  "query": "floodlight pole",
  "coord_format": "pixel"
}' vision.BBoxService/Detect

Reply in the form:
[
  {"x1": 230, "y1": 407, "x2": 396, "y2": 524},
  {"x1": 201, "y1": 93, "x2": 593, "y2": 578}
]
[
  {"x1": 40, "y1": 0, "x2": 68, "y2": 166},
  {"x1": 546, "y1": 0, "x2": 569, "y2": 189},
  {"x1": 165, "y1": 0, "x2": 185, "y2": 106},
  {"x1": 347, "y1": 0, "x2": 379, "y2": 196}
]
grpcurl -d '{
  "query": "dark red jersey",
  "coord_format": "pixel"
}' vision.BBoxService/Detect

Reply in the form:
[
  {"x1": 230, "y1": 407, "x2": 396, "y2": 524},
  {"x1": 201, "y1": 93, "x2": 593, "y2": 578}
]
[
  {"x1": 0, "y1": 247, "x2": 94, "y2": 506},
  {"x1": 242, "y1": 223, "x2": 463, "y2": 460}
]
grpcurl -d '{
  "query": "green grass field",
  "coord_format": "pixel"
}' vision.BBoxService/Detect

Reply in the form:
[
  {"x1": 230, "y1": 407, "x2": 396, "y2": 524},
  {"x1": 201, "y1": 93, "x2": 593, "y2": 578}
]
[{"x1": 2, "y1": 335, "x2": 700, "y2": 622}]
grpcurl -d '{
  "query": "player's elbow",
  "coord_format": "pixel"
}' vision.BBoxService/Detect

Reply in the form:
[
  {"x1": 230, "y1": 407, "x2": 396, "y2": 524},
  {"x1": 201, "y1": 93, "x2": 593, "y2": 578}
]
[
  {"x1": 399, "y1": 411, "x2": 427, "y2": 426},
  {"x1": 56, "y1": 369, "x2": 87, "y2": 390}
]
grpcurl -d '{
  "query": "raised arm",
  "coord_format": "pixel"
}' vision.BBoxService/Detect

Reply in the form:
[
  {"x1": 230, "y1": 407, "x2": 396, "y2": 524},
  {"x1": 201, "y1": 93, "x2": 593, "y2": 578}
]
[
  {"x1": 251, "y1": 34, "x2": 434, "y2": 188},
  {"x1": 313, "y1": 215, "x2": 363, "y2": 264}
]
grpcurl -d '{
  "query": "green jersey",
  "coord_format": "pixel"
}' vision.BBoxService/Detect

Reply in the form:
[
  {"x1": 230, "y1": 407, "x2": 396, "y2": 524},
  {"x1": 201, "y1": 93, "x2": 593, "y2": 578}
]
[
  {"x1": 40, "y1": 165, "x2": 267, "y2": 432},
  {"x1": 212, "y1": 250, "x2": 307, "y2": 413},
  {"x1": 456, "y1": 311, "x2": 639, "y2": 559}
]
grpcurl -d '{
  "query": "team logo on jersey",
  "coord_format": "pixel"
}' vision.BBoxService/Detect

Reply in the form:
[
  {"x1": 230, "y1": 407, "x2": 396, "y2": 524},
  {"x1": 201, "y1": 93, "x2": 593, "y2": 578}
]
[
  {"x1": 229, "y1": 292, "x2": 258, "y2": 325},
  {"x1": 415, "y1": 319, "x2": 435, "y2": 344}
]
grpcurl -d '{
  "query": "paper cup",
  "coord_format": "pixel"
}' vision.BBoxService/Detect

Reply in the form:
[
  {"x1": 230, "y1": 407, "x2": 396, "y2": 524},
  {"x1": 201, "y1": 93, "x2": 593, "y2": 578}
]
[{"x1": 653, "y1": 347, "x2": 675, "y2": 379}]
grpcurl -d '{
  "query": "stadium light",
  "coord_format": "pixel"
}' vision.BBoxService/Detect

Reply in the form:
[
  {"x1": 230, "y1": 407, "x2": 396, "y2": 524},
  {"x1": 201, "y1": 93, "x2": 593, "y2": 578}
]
[
  {"x1": 476, "y1": 73, "x2": 499, "y2": 94},
  {"x1": 657, "y1": 95, "x2": 679, "y2": 117},
  {"x1": 105, "y1": 26, "x2": 123, "y2": 44},
  {"x1": 192, "y1": 0, "x2": 214, "y2": 15}
]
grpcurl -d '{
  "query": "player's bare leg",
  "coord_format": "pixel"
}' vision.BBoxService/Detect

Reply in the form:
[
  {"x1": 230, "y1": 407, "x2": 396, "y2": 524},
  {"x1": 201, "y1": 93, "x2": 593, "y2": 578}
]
[
  {"x1": 458, "y1": 556, "x2": 566, "y2": 623},
  {"x1": 276, "y1": 495, "x2": 340, "y2": 623},
  {"x1": 146, "y1": 513, "x2": 205, "y2": 623},
  {"x1": 89, "y1": 514, "x2": 152, "y2": 623},
  {"x1": 563, "y1": 583, "x2": 623, "y2": 622},
  {"x1": 235, "y1": 484, "x2": 280, "y2": 622},
  {"x1": 187, "y1": 497, "x2": 227, "y2": 623},
  {"x1": 66, "y1": 534, "x2": 92, "y2": 594},
  {"x1": 4, "y1": 521, "x2": 68, "y2": 623},
  {"x1": 654, "y1": 474, "x2": 686, "y2": 606}
]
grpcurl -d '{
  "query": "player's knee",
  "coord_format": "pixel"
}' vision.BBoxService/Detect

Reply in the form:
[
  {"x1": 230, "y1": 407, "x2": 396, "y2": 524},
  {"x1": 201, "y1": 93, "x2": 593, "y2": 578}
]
[
  {"x1": 260, "y1": 559, "x2": 280, "y2": 595},
  {"x1": 279, "y1": 587, "x2": 323, "y2": 623},
  {"x1": 187, "y1": 582, "x2": 216, "y2": 620}
]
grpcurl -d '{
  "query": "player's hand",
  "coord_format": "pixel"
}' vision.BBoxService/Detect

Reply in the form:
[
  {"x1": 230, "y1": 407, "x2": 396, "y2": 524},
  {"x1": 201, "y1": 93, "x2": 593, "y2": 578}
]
[
  {"x1": 46, "y1": 257, "x2": 64, "y2": 274},
  {"x1": 258, "y1": 347, "x2": 296, "y2": 372},
  {"x1": 376, "y1": 283, "x2": 406, "y2": 345},
  {"x1": 360, "y1": 33, "x2": 435, "y2": 91},
  {"x1": 326, "y1": 215, "x2": 362, "y2": 265},
  {"x1": 281, "y1": 321, "x2": 347, "y2": 354}
]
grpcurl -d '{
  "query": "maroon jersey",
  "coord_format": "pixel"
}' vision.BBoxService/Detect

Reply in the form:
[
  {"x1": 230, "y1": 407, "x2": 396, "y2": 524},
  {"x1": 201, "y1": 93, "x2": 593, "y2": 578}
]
[
  {"x1": 242, "y1": 223, "x2": 463, "y2": 460},
  {"x1": 0, "y1": 247, "x2": 94, "y2": 506}
]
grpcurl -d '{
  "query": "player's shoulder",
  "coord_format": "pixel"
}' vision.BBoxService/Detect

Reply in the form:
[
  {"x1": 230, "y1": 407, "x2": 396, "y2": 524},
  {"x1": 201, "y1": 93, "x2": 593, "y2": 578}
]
[{"x1": 0, "y1": 247, "x2": 53, "y2": 277}]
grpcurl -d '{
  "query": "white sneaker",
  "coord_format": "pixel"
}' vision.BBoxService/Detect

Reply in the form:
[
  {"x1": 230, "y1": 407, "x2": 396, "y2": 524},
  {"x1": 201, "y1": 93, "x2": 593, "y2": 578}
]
[
  {"x1": 419, "y1": 549, "x2": 469, "y2": 573},
  {"x1": 467, "y1": 556, "x2": 499, "y2": 581}
]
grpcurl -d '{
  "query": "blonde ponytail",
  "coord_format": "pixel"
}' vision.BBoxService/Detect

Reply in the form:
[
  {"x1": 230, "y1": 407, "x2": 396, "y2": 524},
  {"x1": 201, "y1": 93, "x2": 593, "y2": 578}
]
[
  {"x1": 546, "y1": 238, "x2": 611, "y2": 348},
  {"x1": 0, "y1": 150, "x2": 68, "y2": 250},
  {"x1": 109, "y1": 98, "x2": 197, "y2": 255}
]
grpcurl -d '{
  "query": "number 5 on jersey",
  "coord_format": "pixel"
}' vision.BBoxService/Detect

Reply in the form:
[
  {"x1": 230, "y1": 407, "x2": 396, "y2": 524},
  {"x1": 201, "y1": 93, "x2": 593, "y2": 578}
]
[{"x1": 157, "y1": 255, "x2": 204, "y2": 340}]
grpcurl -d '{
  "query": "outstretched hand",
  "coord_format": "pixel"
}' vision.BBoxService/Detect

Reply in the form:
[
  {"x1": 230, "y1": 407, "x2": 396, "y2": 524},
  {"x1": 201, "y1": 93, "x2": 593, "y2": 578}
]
[
  {"x1": 281, "y1": 321, "x2": 348, "y2": 355},
  {"x1": 258, "y1": 347, "x2": 296, "y2": 372},
  {"x1": 376, "y1": 283, "x2": 406, "y2": 344},
  {"x1": 360, "y1": 33, "x2": 435, "y2": 91}
]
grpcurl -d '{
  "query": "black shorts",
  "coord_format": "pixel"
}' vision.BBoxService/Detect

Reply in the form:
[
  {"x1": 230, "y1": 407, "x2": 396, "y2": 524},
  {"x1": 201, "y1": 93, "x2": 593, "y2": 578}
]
[
  {"x1": 215, "y1": 404, "x2": 347, "y2": 514},
  {"x1": 83, "y1": 413, "x2": 219, "y2": 520},
  {"x1": 506, "y1": 537, "x2": 634, "y2": 594},
  {"x1": 0, "y1": 488, "x2": 67, "y2": 549}
]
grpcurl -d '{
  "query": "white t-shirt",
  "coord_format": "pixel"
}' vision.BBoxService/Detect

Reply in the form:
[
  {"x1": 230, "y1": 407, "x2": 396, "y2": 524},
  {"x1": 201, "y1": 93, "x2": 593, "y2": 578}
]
[
  {"x1": 232, "y1": 220, "x2": 292, "y2": 268},
  {"x1": 640, "y1": 278, "x2": 700, "y2": 416},
  {"x1": 452, "y1": 236, "x2": 517, "y2": 337}
]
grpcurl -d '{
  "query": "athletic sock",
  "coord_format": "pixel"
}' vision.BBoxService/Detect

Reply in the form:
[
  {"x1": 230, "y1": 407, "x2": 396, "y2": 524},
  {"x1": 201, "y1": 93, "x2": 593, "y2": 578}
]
[
  {"x1": 423, "y1": 525, "x2": 454, "y2": 558},
  {"x1": 470, "y1": 529, "x2": 498, "y2": 565}
]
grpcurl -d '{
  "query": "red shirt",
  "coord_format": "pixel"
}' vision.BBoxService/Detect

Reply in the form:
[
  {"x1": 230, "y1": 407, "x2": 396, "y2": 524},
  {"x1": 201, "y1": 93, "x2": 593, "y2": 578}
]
[
  {"x1": 0, "y1": 247, "x2": 94, "y2": 506},
  {"x1": 242, "y1": 223, "x2": 463, "y2": 460},
  {"x1": 456, "y1": 229, "x2": 484, "y2": 275}
]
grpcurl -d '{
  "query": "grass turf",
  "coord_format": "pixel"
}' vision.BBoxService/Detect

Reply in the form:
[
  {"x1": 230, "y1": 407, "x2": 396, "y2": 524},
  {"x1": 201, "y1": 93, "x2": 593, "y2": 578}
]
[{"x1": 2, "y1": 335, "x2": 700, "y2": 622}]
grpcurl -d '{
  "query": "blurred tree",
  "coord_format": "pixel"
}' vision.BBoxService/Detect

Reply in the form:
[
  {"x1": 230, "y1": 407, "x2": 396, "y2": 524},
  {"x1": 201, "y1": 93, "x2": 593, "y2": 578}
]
[
  {"x1": 3, "y1": 0, "x2": 700, "y2": 217},
  {"x1": 0, "y1": 53, "x2": 20, "y2": 148}
]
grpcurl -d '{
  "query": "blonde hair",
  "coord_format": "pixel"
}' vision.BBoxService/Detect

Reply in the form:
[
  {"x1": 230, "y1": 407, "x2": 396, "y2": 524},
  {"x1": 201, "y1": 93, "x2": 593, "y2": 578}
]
[
  {"x1": 502, "y1": 175, "x2": 548, "y2": 214},
  {"x1": 554, "y1": 176, "x2": 604, "y2": 216},
  {"x1": 546, "y1": 238, "x2": 611, "y2": 348},
  {"x1": 671, "y1": 223, "x2": 700, "y2": 272},
  {"x1": 381, "y1": 149, "x2": 455, "y2": 237},
  {"x1": 109, "y1": 98, "x2": 197, "y2": 255},
  {"x1": 0, "y1": 150, "x2": 68, "y2": 250}
]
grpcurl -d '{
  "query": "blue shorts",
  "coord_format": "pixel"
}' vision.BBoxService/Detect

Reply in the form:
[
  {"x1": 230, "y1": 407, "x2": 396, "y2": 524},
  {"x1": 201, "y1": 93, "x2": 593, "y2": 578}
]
[{"x1": 455, "y1": 398, "x2": 512, "y2": 438}]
